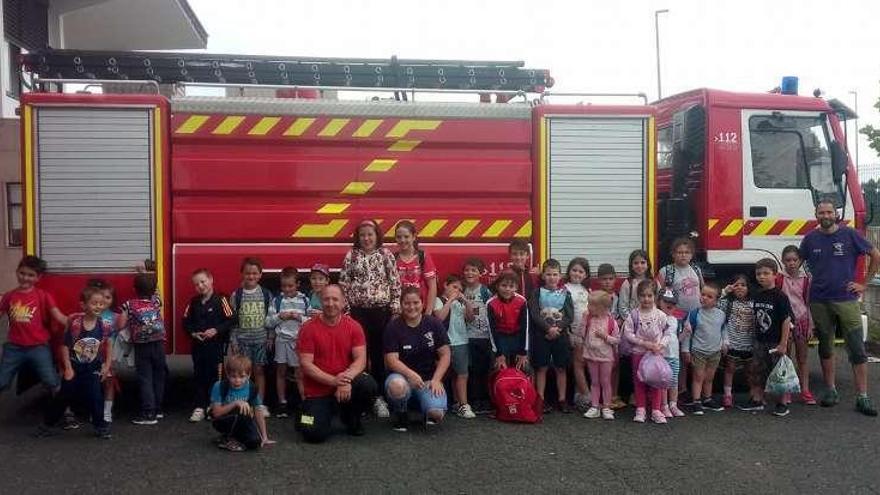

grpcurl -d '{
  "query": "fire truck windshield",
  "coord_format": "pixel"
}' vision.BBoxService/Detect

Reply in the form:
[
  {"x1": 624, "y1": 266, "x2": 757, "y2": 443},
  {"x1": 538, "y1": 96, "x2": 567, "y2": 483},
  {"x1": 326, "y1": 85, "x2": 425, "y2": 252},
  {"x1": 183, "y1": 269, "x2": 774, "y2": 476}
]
[{"x1": 749, "y1": 113, "x2": 843, "y2": 207}]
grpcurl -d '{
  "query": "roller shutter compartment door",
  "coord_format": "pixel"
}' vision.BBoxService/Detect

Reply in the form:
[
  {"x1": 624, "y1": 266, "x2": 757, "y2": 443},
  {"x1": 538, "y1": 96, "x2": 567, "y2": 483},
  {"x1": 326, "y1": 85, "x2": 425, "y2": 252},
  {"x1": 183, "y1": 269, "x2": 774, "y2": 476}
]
[
  {"x1": 548, "y1": 117, "x2": 647, "y2": 274},
  {"x1": 35, "y1": 108, "x2": 153, "y2": 271}
]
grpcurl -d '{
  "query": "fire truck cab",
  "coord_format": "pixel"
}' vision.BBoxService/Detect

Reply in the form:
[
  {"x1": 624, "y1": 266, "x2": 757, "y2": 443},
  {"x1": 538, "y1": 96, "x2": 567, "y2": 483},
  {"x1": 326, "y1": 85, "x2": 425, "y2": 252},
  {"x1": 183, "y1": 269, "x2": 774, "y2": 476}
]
[{"x1": 655, "y1": 88, "x2": 863, "y2": 272}]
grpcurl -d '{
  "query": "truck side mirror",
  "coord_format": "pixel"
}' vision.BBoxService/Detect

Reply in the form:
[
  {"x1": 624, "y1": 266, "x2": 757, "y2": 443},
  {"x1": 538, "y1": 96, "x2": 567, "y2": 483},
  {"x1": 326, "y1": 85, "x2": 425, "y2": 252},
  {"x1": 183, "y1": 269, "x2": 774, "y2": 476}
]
[{"x1": 830, "y1": 141, "x2": 847, "y2": 184}]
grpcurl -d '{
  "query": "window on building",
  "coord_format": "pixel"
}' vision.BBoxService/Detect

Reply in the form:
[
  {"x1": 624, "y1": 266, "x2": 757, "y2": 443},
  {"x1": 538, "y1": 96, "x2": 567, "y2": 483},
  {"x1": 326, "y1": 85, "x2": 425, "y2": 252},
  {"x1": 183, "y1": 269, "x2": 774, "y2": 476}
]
[{"x1": 6, "y1": 182, "x2": 21, "y2": 247}]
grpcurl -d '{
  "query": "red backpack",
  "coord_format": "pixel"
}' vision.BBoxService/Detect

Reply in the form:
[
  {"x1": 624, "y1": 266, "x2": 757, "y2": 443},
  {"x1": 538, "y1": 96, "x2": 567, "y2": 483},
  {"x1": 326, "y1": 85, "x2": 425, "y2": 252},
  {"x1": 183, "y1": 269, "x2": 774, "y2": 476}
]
[{"x1": 490, "y1": 367, "x2": 543, "y2": 423}]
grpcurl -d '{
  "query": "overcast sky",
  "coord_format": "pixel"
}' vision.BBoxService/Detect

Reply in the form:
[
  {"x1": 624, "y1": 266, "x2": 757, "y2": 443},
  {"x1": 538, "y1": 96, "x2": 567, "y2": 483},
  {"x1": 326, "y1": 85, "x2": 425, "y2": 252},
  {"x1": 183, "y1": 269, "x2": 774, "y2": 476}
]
[{"x1": 188, "y1": 0, "x2": 880, "y2": 172}]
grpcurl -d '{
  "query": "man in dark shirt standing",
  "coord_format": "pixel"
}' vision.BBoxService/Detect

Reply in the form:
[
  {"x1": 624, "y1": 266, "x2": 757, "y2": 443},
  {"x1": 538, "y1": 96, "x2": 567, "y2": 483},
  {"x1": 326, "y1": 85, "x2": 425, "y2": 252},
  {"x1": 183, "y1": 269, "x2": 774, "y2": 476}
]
[{"x1": 799, "y1": 199, "x2": 880, "y2": 416}]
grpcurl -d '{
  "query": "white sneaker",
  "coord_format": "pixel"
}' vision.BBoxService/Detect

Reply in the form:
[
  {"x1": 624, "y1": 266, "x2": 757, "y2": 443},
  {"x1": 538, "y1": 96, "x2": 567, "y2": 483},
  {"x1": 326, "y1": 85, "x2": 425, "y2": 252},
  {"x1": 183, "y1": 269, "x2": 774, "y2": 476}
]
[
  {"x1": 670, "y1": 403, "x2": 686, "y2": 417},
  {"x1": 457, "y1": 404, "x2": 476, "y2": 419},
  {"x1": 374, "y1": 397, "x2": 390, "y2": 418},
  {"x1": 189, "y1": 408, "x2": 206, "y2": 422},
  {"x1": 601, "y1": 408, "x2": 615, "y2": 420},
  {"x1": 633, "y1": 407, "x2": 646, "y2": 423},
  {"x1": 651, "y1": 409, "x2": 668, "y2": 424},
  {"x1": 103, "y1": 411, "x2": 113, "y2": 423},
  {"x1": 583, "y1": 407, "x2": 601, "y2": 419}
]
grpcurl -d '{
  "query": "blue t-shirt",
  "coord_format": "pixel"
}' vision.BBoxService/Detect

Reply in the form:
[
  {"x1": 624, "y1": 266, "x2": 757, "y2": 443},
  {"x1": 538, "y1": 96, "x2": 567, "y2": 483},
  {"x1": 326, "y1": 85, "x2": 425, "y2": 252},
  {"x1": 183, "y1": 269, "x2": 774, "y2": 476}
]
[
  {"x1": 209, "y1": 380, "x2": 262, "y2": 406},
  {"x1": 65, "y1": 316, "x2": 109, "y2": 374},
  {"x1": 799, "y1": 226, "x2": 873, "y2": 302},
  {"x1": 538, "y1": 287, "x2": 567, "y2": 311}
]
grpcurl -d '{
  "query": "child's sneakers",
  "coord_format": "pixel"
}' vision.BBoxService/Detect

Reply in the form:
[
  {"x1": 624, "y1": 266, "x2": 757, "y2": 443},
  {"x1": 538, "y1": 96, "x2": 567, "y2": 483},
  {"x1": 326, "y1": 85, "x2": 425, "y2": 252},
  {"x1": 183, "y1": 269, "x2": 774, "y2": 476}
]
[
  {"x1": 856, "y1": 396, "x2": 878, "y2": 417},
  {"x1": 131, "y1": 414, "x2": 158, "y2": 425},
  {"x1": 583, "y1": 407, "x2": 601, "y2": 419},
  {"x1": 601, "y1": 408, "x2": 615, "y2": 420},
  {"x1": 392, "y1": 412, "x2": 408, "y2": 432},
  {"x1": 661, "y1": 404, "x2": 673, "y2": 418},
  {"x1": 801, "y1": 390, "x2": 817, "y2": 405},
  {"x1": 189, "y1": 408, "x2": 206, "y2": 422},
  {"x1": 772, "y1": 403, "x2": 790, "y2": 417},
  {"x1": 374, "y1": 397, "x2": 391, "y2": 418},
  {"x1": 737, "y1": 399, "x2": 765, "y2": 412},
  {"x1": 633, "y1": 408, "x2": 647, "y2": 423},
  {"x1": 690, "y1": 402, "x2": 705, "y2": 416},
  {"x1": 456, "y1": 404, "x2": 476, "y2": 419},
  {"x1": 276, "y1": 403, "x2": 289, "y2": 418},
  {"x1": 651, "y1": 409, "x2": 668, "y2": 424},
  {"x1": 722, "y1": 394, "x2": 733, "y2": 408},
  {"x1": 820, "y1": 389, "x2": 840, "y2": 407},
  {"x1": 702, "y1": 397, "x2": 724, "y2": 412},
  {"x1": 669, "y1": 403, "x2": 686, "y2": 417}
]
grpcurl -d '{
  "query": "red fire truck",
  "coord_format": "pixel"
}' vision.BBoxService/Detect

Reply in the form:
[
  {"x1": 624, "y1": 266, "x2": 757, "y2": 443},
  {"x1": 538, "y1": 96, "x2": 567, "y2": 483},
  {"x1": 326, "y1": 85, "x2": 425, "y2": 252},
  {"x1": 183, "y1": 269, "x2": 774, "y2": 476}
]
[{"x1": 19, "y1": 51, "x2": 863, "y2": 354}]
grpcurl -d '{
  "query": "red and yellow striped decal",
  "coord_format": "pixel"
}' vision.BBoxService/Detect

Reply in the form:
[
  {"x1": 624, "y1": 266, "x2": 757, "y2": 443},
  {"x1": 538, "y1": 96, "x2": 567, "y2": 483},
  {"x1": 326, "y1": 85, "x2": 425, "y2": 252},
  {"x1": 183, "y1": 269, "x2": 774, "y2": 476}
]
[{"x1": 708, "y1": 218, "x2": 855, "y2": 237}]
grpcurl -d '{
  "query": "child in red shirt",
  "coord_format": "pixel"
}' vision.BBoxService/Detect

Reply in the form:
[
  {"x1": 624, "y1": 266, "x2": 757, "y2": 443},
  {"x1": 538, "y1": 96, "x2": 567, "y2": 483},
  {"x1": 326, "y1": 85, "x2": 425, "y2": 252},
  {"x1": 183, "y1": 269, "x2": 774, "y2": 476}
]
[{"x1": 0, "y1": 256, "x2": 67, "y2": 396}]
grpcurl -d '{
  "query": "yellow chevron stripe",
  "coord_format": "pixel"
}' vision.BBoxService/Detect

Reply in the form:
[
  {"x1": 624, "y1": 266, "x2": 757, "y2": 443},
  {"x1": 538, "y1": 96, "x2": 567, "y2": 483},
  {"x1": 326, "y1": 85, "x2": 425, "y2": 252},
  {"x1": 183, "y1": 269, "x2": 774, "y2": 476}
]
[
  {"x1": 353, "y1": 119, "x2": 384, "y2": 138},
  {"x1": 363, "y1": 159, "x2": 398, "y2": 172},
  {"x1": 175, "y1": 115, "x2": 210, "y2": 134},
  {"x1": 482, "y1": 220, "x2": 512, "y2": 238},
  {"x1": 212, "y1": 116, "x2": 246, "y2": 135},
  {"x1": 708, "y1": 219, "x2": 719, "y2": 231},
  {"x1": 514, "y1": 220, "x2": 533, "y2": 238},
  {"x1": 720, "y1": 219, "x2": 744, "y2": 237},
  {"x1": 781, "y1": 219, "x2": 807, "y2": 236},
  {"x1": 292, "y1": 219, "x2": 349, "y2": 238},
  {"x1": 750, "y1": 218, "x2": 778, "y2": 236},
  {"x1": 450, "y1": 219, "x2": 480, "y2": 238},
  {"x1": 318, "y1": 118, "x2": 350, "y2": 137},
  {"x1": 341, "y1": 182, "x2": 374, "y2": 195},
  {"x1": 386, "y1": 120, "x2": 442, "y2": 138},
  {"x1": 248, "y1": 116, "x2": 281, "y2": 135},
  {"x1": 420, "y1": 219, "x2": 448, "y2": 238},
  {"x1": 316, "y1": 203, "x2": 351, "y2": 214},
  {"x1": 283, "y1": 118, "x2": 316, "y2": 137},
  {"x1": 387, "y1": 139, "x2": 421, "y2": 152}
]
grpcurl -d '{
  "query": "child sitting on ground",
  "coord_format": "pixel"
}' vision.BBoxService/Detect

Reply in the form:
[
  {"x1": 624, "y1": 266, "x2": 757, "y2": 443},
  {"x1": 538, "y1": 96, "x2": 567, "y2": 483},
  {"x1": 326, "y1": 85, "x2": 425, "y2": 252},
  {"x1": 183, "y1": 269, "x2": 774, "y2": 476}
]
[{"x1": 210, "y1": 355, "x2": 272, "y2": 452}]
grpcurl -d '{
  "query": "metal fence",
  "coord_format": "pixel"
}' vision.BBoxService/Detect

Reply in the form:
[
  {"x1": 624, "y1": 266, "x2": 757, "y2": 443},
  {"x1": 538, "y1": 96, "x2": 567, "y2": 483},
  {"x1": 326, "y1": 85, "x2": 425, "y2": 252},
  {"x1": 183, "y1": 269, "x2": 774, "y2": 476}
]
[{"x1": 866, "y1": 226, "x2": 880, "y2": 321}]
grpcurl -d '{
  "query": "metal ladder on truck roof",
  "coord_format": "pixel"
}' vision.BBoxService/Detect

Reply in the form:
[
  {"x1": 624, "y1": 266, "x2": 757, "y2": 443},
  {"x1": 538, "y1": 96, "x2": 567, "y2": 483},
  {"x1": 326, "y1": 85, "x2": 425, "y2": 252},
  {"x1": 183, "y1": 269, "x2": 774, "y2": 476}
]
[{"x1": 21, "y1": 49, "x2": 554, "y2": 93}]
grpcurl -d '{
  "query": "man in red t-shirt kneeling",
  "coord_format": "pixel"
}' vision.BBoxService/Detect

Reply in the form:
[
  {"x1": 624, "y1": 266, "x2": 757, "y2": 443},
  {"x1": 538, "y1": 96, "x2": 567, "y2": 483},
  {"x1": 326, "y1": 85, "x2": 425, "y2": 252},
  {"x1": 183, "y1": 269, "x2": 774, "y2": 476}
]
[{"x1": 297, "y1": 284, "x2": 378, "y2": 443}]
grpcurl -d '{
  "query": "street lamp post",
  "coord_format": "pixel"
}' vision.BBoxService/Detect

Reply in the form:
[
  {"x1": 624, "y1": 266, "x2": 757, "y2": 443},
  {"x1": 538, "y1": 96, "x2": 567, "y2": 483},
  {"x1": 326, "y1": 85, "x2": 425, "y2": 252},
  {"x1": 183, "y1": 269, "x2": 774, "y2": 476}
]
[
  {"x1": 655, "y1": 9, "x2": 669, "y2": 100},
  {"x1": 849, "y1": 90, "x2": 859, "y2": 173}
]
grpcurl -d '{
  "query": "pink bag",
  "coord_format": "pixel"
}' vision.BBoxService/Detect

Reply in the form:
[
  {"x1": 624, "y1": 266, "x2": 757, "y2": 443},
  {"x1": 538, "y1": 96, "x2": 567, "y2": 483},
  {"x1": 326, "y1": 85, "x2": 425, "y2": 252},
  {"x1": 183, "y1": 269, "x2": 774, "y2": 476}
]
[{"x1": 637, "y1": 352, "x2": 673, "y2": 389}]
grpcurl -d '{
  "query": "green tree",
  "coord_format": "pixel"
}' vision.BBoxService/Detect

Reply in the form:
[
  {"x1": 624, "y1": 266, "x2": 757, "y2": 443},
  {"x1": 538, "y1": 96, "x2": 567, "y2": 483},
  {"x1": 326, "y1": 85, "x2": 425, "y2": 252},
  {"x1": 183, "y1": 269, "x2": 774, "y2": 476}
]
[
  {"x1": 863, "y1": 178, "x2": 880, "y2": 226},
  {"x1": 862, "y1": 95, "x2": 880, "y2": 155}
]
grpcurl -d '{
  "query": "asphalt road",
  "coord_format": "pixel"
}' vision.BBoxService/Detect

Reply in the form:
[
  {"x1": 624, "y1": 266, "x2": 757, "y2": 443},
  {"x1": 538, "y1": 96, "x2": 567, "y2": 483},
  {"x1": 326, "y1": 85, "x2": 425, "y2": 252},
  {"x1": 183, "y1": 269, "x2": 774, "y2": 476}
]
[{"x1": 0, "y1": 352, "x2": 879, "y2": 494}]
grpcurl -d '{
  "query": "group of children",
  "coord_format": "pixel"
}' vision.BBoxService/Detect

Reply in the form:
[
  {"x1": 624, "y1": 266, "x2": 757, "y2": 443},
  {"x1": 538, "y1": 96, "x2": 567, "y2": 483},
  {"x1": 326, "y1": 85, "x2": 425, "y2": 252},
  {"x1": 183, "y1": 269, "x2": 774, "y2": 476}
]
[
  {"x1": 0, "y1": 233, "x2": 819, "y2": 447},
  {"x1": 477, "y1": 237, "x2": 814, "y2": 424}
]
